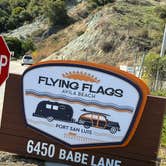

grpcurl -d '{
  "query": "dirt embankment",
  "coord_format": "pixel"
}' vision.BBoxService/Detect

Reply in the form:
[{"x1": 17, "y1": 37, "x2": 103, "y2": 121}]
[{"x1": 37, "y1": 0, "x2": 165, "y2": 67}]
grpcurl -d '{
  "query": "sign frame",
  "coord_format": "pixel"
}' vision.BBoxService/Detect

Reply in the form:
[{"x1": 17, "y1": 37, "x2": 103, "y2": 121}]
[{"x1": 22, "y1": 60, "x2": 149, "y2": 149}]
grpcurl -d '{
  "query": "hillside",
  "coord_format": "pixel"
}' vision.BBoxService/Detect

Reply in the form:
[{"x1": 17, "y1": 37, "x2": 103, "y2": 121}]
[
  {"x1": 30, "y1": 0, "x2": 166, "y2": 66},
  {"x1": 1, "y1": 0, "x2": 166, "y2": 65}
]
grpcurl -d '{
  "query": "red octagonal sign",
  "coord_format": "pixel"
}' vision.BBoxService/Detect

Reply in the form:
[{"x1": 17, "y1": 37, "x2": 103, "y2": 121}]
[{"x1": 0, "y1": 36, "x2": 11, "y2": 86}]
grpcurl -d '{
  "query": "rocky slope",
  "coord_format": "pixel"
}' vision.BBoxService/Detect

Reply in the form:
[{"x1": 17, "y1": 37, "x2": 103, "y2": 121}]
[
  {"x1": 39, "y1": 0, "x2": 165, "y2": 66},
  {"x1": 3, "y1": 19, "x2": 48, "y2": 39}
]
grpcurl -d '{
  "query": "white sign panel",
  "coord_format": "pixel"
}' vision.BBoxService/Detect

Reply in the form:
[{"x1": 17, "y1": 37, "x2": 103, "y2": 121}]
[{"x1": 22, "y1": 61, "x2": 149, "y2": 149}]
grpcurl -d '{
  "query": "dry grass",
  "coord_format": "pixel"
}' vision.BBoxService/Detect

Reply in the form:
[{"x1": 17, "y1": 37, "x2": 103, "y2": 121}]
[
  {"x1": 159, "y1": 147, "x2": 166, "y2": 166},
  {"x1": 33, "y1": 19, "x2": 87, "y2": 63}
]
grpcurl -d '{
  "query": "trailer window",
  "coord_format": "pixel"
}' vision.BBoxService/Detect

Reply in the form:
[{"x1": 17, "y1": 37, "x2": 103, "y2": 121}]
[
  {"x1": 46, "y1": 104, "x2": 52, "y2": 109},
  {"x1": 59, "y1": 105, "x2": 65, "y2": 110},
  {"x1": 92, "y1": 114, "x2": 98, "y2": 120},
  {"x1": 53, "y1": 105, "x2": 58, "y2": 110},
  {"x1": 99, "y1": 115, "x2": 106, "y2": 121}
]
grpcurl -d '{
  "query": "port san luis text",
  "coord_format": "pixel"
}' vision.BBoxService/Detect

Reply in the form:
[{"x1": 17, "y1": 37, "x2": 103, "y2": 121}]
[{"x1": 38, "y1": 76, "x2": 123, "y2": 97}]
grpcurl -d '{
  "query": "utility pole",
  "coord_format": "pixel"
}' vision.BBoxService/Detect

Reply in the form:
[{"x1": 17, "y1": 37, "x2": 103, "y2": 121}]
[
  {"x1": 160, "y1": 24, "x2": 166, "y2": 57},
  {"x1": 154, "y1": 24, "x2": 166, "y2": 91},
  {"x1": 138, "y1": 52, "x2": 146, "y2": 78},
  {"x1": 133, "y1": 49, "x2": 138, "y2": 76}
]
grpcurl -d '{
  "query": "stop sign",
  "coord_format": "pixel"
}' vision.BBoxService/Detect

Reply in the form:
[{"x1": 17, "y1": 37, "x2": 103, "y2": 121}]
[{"x1": 0, "y1": 36, "x2": 11, "y2": 86}]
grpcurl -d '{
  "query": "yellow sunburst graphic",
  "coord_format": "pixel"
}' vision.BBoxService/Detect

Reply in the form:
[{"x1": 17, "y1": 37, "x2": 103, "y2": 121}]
[{"x1": 62, "y1": 71, "x2": 100, "y2": 83}]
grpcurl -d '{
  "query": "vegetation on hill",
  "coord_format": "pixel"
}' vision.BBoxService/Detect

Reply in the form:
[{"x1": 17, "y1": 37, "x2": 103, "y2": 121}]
[
  {"x1": 0, "y1": 0, "x2": 69, "y2": 33},
  {"x1": 1, "y1": 0, "x2": 166, "y2": 63},
  {"x1": 151, "y1": 90, "x2": 166, "y2": 147},
  {"x1": 161, "y1": 116, "x2": 166, "y2": 147},
  {"x1": 5, "y1": 36, "x2": 35, "y2": 58},
  {"x1": 36, "y1": 0, "x2": 166, "y2": 65},
  {"x1": 143, "y1": 53, "x2": 166, "y2": 90},
  {"x1": 44, "y1": 0, "x2": 69, "y2": 26},
  {"x1": 1, "y1": 0, "x2": 72, "y2": 57},
  {"x1": 0, "y1": 0, "x2": 33, "y2": 32}
]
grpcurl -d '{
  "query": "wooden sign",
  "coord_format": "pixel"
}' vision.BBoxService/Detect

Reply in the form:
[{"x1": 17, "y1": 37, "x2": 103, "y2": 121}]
[
  {"x1": 0, "y1": 61, "x2": 165, "y2": 166},
  {"x1": 22, "y1": 61, "x2": 149, "y2": 149}
]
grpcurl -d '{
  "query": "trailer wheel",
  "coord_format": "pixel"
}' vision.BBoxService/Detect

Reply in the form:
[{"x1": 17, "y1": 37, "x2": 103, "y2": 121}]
[
  {"x1": 47, "y1": 116, "x2": 54, "y2": 122},
  {"x1": 66, "y1": 114, "x2": 72, "y2": 121},
  {"x1": 109, "y1": 127, "x2": 117, "y2": 134},
  {"x1": 84, "y1": 122, "x2": 91, "y2": 129}
]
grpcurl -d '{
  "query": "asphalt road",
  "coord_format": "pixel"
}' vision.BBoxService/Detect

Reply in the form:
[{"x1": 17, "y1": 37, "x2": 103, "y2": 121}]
[{"x1": 0, "y1": 61, "x2": 28, "y2": 120}]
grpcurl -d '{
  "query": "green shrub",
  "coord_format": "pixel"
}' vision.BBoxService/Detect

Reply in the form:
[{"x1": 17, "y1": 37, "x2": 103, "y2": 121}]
[
  {"x1": 5, "y1": 37, "x2": 23, "y2": 58},
  {"x1": 27, "y1": 0, "x2": 44, "y2": 18},
  {"x1": 155, "y1": 5, "x2": 166, "y2": 19},
  {"x1": 151, "y1": 84, "x2": 166, "y2": 148},
  {"x1": 9, "y1": 0, "x2": 29, "y2": 8},
  {"x1": 0, "y1": 0, "x2": 11, "y2": 13},
  {"x1": 101, "y1": 41, "x2": 115, "y2": 53},
  {"x1": 144, "y1": 53, "x2": 166, "y2": 90},
  {"x1": 87, "y1": 1, "x2": 98, "y2": 10},
  {"x1": 144, "y1": 53, "x2": 159, "y2": 78},
  {"x1": 6, "y1": 17, "x2": 17, "y2": 30},
  {"x1": 0, "y1": 0, "x2": 44, "y2": 33},
  {"x1": 88, "y1": 0, "x2": 115, "y2": 7},
  {"x1": 0, "y1": 18, "x2": 6, "y2": 31},
  {"x1": 77, "y1": 30, "x2": 85, "y2": 36},
  {"x1": 125, "y1": 0, "x2": 152, "y2": 6},
  {"x1": 161, "y1": 115, "x2": 166, "y2": 147},
  {"x1": 10, "y1": 7, "x2": 32, "y2": 28},
  {"x1": 19, "y1": 10, "x2": 32, "y2": 22},
  {"x1": 12, "y1": 6, "x2": 24, "y2": 15},
  {"x1": 0, "y1": 8, "x2": 8, "y2": 17},
  {"x1": 44, "y1": 0, "x2": 69, "y2": 26},
  {"x1": 151, "y1": 90, "x2": 166, "y2": 97},
  {"x1": 4, "y1": 36, "x2": 35, "y2": 58},
  {"x1": 22, "y1": 38, "x2": 35, "y2": 53},
  {"x1": 137, "y1": 28, "x2": 149, "y2": 38}
]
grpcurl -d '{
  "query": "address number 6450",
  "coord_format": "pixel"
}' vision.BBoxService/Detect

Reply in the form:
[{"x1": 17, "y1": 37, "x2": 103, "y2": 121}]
[{"x1": 26, "y1": 140, "x2": 55, "y2": 158}]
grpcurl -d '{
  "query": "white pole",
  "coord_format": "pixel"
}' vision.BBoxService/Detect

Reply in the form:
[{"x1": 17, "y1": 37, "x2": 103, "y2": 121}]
[
  {"x1": 154, "y1": 25, "x2": 166, "y2": 91},
  {"x1": 138, "y1": 53, "x2": 146, "y2": 78},
  {"x1": 160, "y1": 24, "x2": 166, "y2": 57}
]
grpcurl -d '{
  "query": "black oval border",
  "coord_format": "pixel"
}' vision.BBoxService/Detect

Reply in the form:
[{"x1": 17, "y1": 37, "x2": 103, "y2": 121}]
[{"x1": 22, "y1": 62, "x2": 143, "y2": 149}]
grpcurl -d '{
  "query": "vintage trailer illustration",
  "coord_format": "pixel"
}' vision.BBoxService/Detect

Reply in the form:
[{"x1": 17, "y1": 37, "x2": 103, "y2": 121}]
[
  {"x1": 33, "y1": 101, "x2": 121, "y2": 135},
  {"x1": 33, "y1": 100, "x2": 74, "y2": 122}
]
